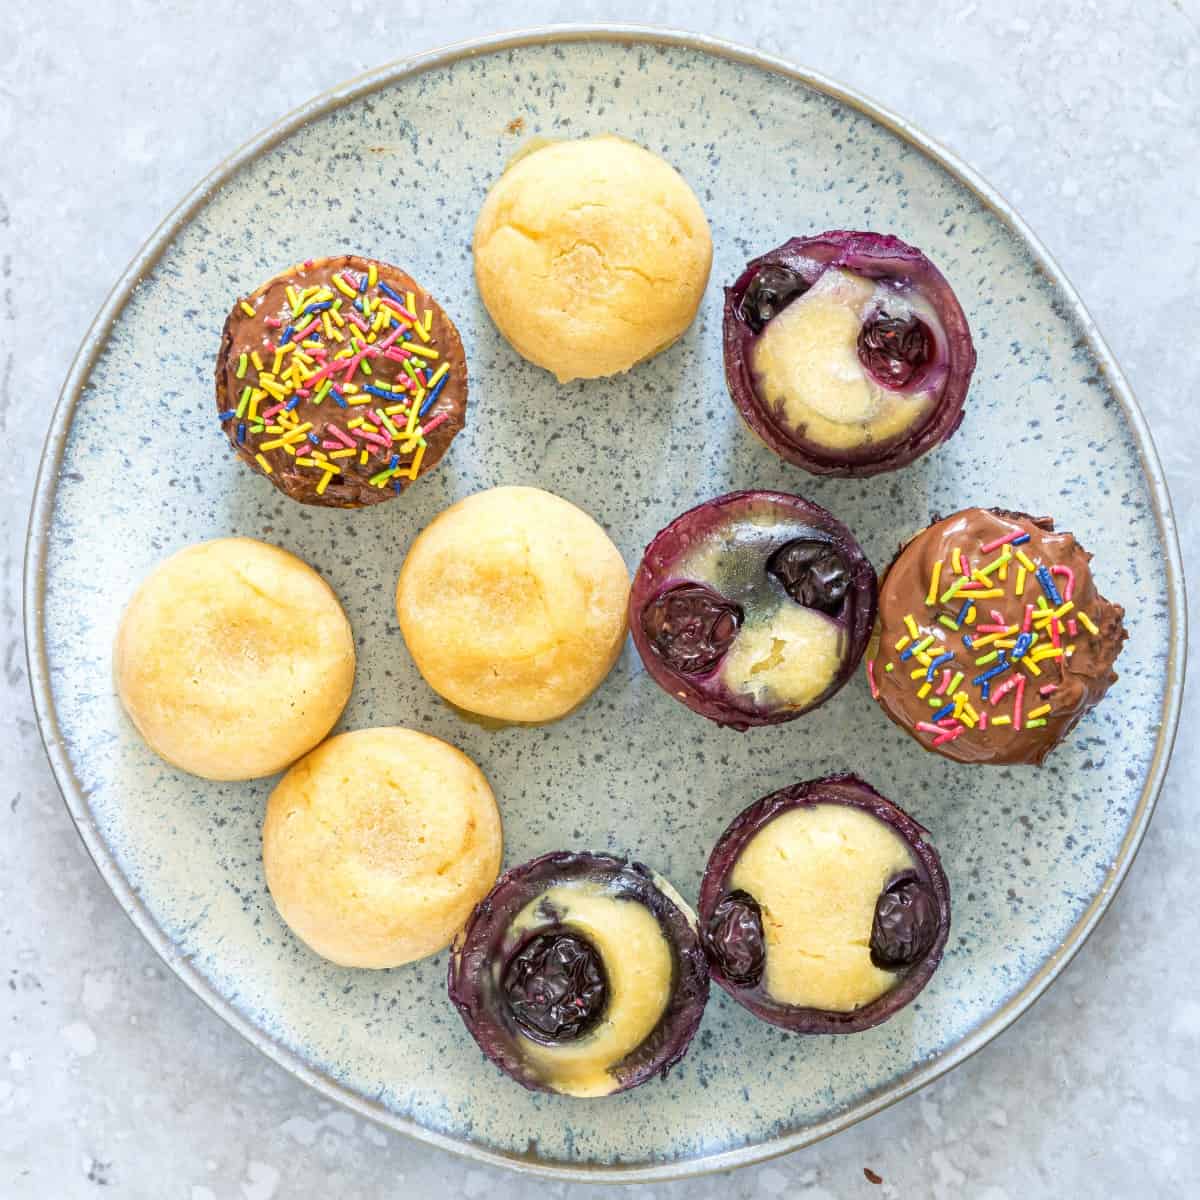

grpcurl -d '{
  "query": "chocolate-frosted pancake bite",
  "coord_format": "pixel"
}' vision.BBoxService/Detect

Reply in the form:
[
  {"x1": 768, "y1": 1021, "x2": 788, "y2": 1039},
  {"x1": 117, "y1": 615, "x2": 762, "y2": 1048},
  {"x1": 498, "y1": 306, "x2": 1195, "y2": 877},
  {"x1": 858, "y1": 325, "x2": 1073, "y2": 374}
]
[
  {"x1": 215, "y1": 255, "x2": 467, "y2": 507},
  {"x1": 867, "y1": 508, "x2": 1128, "y2": 765},
  {"x1": 724, "y1": 232, "x2": 975, "y2": 476},
  {"x1": 448, "y1": 852, "x2": 709, "y2": 1097},
  {"x1": 699, "y1": 774, "x2": 950, "y2": 1034},
  {"x1": 629, "y1": 491, "x2": 877, "y2": 729}
]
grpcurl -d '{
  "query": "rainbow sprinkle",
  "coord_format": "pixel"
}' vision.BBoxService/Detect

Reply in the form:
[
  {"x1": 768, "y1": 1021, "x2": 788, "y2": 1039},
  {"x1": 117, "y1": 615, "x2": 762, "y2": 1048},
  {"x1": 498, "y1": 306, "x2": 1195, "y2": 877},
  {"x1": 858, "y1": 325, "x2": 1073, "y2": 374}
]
[
  {"x1": 867, "y1": 514, "x2": 1108, "y2": 753},
  {"x1": 218, "y1": 261, "x2": 456, "y2": 496}
]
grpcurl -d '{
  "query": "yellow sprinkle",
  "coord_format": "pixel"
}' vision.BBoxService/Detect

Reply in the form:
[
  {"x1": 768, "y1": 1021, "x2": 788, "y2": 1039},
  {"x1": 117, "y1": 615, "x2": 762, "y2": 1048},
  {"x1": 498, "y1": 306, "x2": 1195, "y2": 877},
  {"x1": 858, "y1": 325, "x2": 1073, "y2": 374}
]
[
  {"x1": 406, "y1": 290, "x2": 416, "y2": 315},
  {"x1": 250, "y1": 351, "x2": 264, "y2": 371},
  {"x1": 254, "y1": 453, "x2": 272, "y2": 474},
  {"x1": 925, "y1": 560, "x2": 943, "y2": 607},
  {"x1": 1026, "y1": 704, "x2": 1053, "y2": 721},
  {"x1": 967, "y1": 588, "x2": 1004, "y2": 600},
  {"x1": 995, "y1": 638, "x2": 1017, "y2": 649},
  {"x1": 406, "y1": 342, "x2": 439, "y2": 360},
  {"x1": 910, "y1": 667, "x2": 927, "y2": 680},
  {"x1": 970, "y1": 625, "x2": 1019, "y2": 651},
  {"x1": 895, "y1": 635, "x2": 912, "y2": 652},
  {"x1": 991, "y1": 715, "x2": 1012, "y2": 726},
  {"x1": 239, "y1": 299, "x2": 255, "y2": 317},
  {"x1": 368, "y1": 263, "x2": 378, "y2": 288},
  {"x1": 407, "y1": 441, "x2": 427, "y2": 479},
  {"x1": 965, "y1": 604, "x2": 976, "y2": 625},
  {"x1": 1020, "y1": 656, "x2": 1042, "y2": 677},
  {"x1": 286, "y1": 285, "x2": 300, "y2": 310},
  {"x1": 359, "y1": 450, "x2": 368, "y2": 466},
  {"x1": 1065, "y1": 644, "x2": 1076, "y2": 655},
  {"x1": 1078, "y1": 612, "x2": 1100, "y2": 636},
  {"x1": 272, "y1": 349, "x2": 284, "y2": 374},
  {"x1": 1015, "y1": 565, "x2": 1027, "y2": 595},
  {"x1": 1015, "y1": 549, "x2": 1037, "y2": 572},
  {"x1": 348, "y1": 394, "x2": 373, "y2": 406},
  {"x1": 959, "y1": 709, "x2": 977, "y2": 729},
  {"x1": 953, "y1": 690, "x2": 970, "y2": 715},
  {"x1": 342, "y1": 381, "x2": 359, "y2": 392},
  {"x1": 295, "y1": 456, "x2": 317, "y2": 467},
  {"x1": 998, "y1": 557, "x2": 1008, "y2": 582},
  {"x1": 385, "y1": 403, "x2": 409, "y2": 416},
  {"x1": 334, "y1": 275, "x2": 357, "y2": 298},
  {"x1": 917, "y1": 682, "x2": 932, "y2": 699},
  {"x1": 315, "y1": 471, "x2": 333, "y2": 496},
  {"x1": 426, "y1": 362, "x2": 449, "y2": 389},
  {"x1": 1052, "y1": 600, "x2": 1075, "y2": 619},
  {"x1": 904, "y1": 614, "x2": 920, "y2": 640},
  {"x1": 915, "y1": 651, "x2": 933, "y2": 668},
  {"x1": 951, "y1": 547, "x2": 962, "y2": 575},
  {"x1": 329, "y1": 448, "x2": 356, "y2": 459}
]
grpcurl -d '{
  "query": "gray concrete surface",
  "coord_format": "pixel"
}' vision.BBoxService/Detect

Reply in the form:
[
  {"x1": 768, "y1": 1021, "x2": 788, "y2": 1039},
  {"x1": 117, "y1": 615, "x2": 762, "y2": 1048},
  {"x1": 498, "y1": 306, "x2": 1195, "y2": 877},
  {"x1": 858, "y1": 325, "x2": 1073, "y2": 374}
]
[{"x1": 3, "y1": 2, "x2": 1197, "y2": 1196}]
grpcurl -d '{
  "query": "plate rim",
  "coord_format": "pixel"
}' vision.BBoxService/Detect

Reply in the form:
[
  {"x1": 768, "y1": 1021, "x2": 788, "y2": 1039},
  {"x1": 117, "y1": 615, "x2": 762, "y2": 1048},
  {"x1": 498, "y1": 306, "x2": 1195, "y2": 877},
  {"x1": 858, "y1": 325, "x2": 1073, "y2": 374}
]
[{"x1": 22, "y1": 22, "x2": 1188, "y2": 1183}]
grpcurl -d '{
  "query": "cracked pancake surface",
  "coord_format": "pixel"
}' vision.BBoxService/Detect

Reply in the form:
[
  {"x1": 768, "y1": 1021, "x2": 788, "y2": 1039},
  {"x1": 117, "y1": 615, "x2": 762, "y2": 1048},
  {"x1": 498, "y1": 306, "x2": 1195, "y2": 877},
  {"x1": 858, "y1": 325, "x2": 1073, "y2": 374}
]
[
  {"x1": 395, "y1": 486, "x2": 629, "y2": 722},
  {"x1": 473, "y1": 135, "x2": 712, "y2": 382}
]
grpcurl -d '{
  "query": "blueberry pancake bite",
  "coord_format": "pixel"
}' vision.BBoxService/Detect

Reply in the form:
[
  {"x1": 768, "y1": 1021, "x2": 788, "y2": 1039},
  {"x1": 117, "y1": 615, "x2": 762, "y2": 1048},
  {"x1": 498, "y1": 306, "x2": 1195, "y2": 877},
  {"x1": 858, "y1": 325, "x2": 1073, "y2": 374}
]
[
  {"x1": 629, "y1": 491, "x2": 876, "y2": 730},
  {"x1": 724, "y1": 231, "x2": 975, "y2": 476},
  {"x1": 699, "y1": 774, "x2": 950, "y2": 1034},
  {"x1": 867, "y1": 507, "x2": 1128, "y2": 765},
  {"x1": 448, "y1": 852, "x2": 709, "y2": 1097},
  {"x1": 215, "y1": 254, "x2": 467, "y2": 506}
]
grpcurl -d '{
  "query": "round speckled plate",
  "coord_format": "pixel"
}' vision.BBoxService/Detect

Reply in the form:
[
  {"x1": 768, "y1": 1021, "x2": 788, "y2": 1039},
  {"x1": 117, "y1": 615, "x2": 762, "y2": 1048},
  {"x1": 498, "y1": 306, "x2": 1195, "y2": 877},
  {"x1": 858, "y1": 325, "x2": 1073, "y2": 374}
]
[{"x1": 24, "y1": 26, "x2": 1185, "y2": 1182}]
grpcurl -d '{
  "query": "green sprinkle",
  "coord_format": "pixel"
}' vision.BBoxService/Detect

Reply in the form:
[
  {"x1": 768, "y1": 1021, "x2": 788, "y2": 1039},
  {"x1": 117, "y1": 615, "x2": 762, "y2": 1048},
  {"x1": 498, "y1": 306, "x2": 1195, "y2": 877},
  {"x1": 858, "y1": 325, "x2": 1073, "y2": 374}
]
[
  {"x1": 1026, "y1": 718, "x2": 1048, "y2": 727},
  {"x1": 236, "y1": 353, "x2": 248, "y2": 379},
  {"x1": 884, "y1": 662, "x2": 895, "y2": 673},
  {"x1": 938, "y1": 615, "x2": 959, "y2": 631},
  {"x1": 947, "y1": 671, "x2": 965, "y2": 694},
  {"x1": 975, "y1": 650, "x2": 999, "y2": 666},
  {"x1": 235, "y1": 386, "x2": 252, "y2": 419},
  {"x1": 368, "y1": 467, "x2": 395, "y2": 487}
]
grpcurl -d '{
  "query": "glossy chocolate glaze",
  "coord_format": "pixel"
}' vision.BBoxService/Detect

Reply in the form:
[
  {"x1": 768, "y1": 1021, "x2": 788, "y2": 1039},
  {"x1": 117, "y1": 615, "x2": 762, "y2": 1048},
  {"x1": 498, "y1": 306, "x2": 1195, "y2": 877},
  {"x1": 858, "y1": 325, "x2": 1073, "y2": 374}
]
[
  {"x1": 215, "y1": 254, "x2": 467, "y2": 508},
  {"x1": 869, "y1": 507, "x2": 1127, "y2": 765}
]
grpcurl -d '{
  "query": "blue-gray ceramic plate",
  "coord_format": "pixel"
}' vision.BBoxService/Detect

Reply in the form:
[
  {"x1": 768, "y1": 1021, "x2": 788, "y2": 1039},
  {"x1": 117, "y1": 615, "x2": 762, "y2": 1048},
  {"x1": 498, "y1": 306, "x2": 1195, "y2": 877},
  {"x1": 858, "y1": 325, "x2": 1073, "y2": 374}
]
[{"x1": 24, "y1": 26, "x2": 1185, "y2": 1182}]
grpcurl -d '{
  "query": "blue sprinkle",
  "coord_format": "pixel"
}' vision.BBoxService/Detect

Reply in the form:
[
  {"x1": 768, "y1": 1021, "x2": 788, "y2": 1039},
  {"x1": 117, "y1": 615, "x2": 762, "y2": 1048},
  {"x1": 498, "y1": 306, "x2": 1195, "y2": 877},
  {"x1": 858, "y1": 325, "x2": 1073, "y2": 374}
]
[
  {"x1": 972, "y1": 657, "x2": 1012, "y2": 686},
  {"x1": 393, "y1": 478, "x2": 403, "y2": 494},
  {"x1": 1036, "y1": 566, "x2": 1063, "y2": 605},
  {"x1": 419, "y1": 375, "x2": 448, "y2": 417},
  {"x1": 358, "y1": 273, "x2": 368, "y2": 293},
  {"x1": 1012, "y1": 533, "x2": 1031, "y2": 545},
  {"x1": 236, "y1": 422, "x2": 246, "y2": 444},
  {"x1": 284, "y1": 396, "x2": 300, "y2": 411},
  {"x1": 1011, "y1": 632, "x2": 1034, "y2": 660},
  {"x1": 330, "y1": 389, "x2": 348, "y2": 408},
  {"x1": 364, "y1": 384, "x2": 395, "y2": 400},
  {"x1": 962, "y1": 634, "x2": 975, "y2": 650},
  {"x1": 378, "y1": 281, "x2": 405, "y2": 306},
  {"x1": 280, "y1": 325, "x2": 295, "y2": 345},
  {"x1": 389, "y1": 454, "x2": 400, "y2": 470},
  {"x1": 925, "y1": 651, "x2": 954, "y2": 681},
  {"x1": 217, "y1": 409, "x2": 236, "y2": 421},
  {"x1": 955, "y1": 600, "x2": 974, "y2": 627},
  {"x1": 308, "y1": 432, "x2": 320, "y2": 445},
  {"x1": 981, "y1": 681, "x2": 991, "y2": 701},
  {"x1": 930, "y1": 701, "x2": 955, "y2": 722}
]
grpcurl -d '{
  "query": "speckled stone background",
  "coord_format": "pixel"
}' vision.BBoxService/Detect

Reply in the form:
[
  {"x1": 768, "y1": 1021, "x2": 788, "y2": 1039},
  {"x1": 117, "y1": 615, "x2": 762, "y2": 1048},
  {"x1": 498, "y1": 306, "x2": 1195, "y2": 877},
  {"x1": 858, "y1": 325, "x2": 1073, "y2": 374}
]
[{"x1": 5, "y1": 3, "x2": 1198, "y2": 1197}]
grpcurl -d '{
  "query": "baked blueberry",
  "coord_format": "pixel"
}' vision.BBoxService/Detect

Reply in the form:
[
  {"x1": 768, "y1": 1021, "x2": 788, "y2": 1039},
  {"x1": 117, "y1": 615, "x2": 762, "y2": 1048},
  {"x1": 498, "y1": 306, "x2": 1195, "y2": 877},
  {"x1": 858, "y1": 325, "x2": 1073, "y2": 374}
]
[
  {"x1": 724, "y1": 231, "x2": 975, "y2": 476},
  {"x1": 699, "y1": 774, "x2": 950, "y2": 1033},
  {"x1": 448, "y1": 852, "x2": 709, "y2": 1097},
  {"x1": 629, "y1": 491, "x2": 877, "y2": 729}
]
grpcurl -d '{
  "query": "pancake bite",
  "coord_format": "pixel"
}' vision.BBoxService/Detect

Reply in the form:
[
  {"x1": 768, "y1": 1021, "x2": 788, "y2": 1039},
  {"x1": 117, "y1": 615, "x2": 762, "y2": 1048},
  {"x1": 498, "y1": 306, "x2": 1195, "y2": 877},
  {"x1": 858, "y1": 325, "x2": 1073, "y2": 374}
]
[
  {"x1": 263, "y1": 728, "x2": 502, "y2": 968},
  {"x1": 866, "y1": 507, "x2": 1128, "y2": 764},
  {"x1": 396, "y1": 486, "x2": 629, "y2": 723},
  {"x1": 629, "y1": 491, "x2": 876, "y2": 729},
  {"x1": 215, "y1": 254, "x2": 467, "y2": 506},
  {"x1": 724, "y1": 231, "x2": 975, "y2": 476},
  {"x1": 113, "y1": 538, "x2": 355, "y2": 781},
  {"x1": 699, "y1": 774, "x2": 950, "y2": 1034},
  {"x1": 448, "y1": 852, "x2": 709, "y2": 1096},
  {"x1": 473, "y1": 135, "x2": 712, "y2": 382}
]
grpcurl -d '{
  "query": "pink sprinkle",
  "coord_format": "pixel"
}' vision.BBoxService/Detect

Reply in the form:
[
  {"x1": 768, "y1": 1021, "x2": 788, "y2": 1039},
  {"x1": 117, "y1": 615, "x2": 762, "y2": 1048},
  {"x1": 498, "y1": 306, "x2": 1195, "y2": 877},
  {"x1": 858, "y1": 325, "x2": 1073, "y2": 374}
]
[
  {"x1": 326, "y1": 425, "x2": 355, "y2": 449},
  {"x1": 978, "y1": 712, "x2": 989, "y2": 731},
  {"x1": 1067, "y1": 618, "x2": 1079, "y2": 637},
  {"x1": 321, "y1": 440, "x2": 342, "y2": 451},
  {"x1": 293, "y1": 318, "x2": 319, "y2": 341},
  {"x1": 991, "y1": 677, "x2": 1018, "y2": 706},
  {"x1": 1022, "y1": 603, "x2": 1035, "y2": 633},
  {"x1": 1039, "y1": 684, "x2": 1058, "y2": 697},
  {"x1": 977, "y1": 623, "x2": 1009, "y2": 633},
  {"x1": 960, "y1": 556, "x2": 971, "y2": 576},
  {"x1": 990, "y1": 609, "x2": 1006, "y2": 624},
  {"x1": 980, "y1": 527, "x2": 1023, "y2": 554},
  {"x1": 303, "y1": 258, "x2": 315, "y2": 268},
  {"x1": 265, "y1": 316, "x2": 283, "y2": 328},
  {"x1": 358, "y1": 431, "x2": 390, "y2": 449},
  {"x1": 345, "y1": 310, "x2": 370, "y2": 332},
  {"x1": 341, "y1": 354, "x2": 366, "y2": 380},
  {"x1": 935, "y1": 669, "x2": 952, "y2": 696},
  {"x1": 915, "y1": 722, "x2": 944, "y2": 736},
  {"x1": 296, "y1": 388, "x2": 310, "y2": 399},
  {"x1": 1013, "y1": 675, "x2": 1027, "y2": 731},
  {"x1": 866, "y1": 660, "x2": 879, "y2": 700},
  {"x1": 380, "y1": 297, "x2": 419, "y2": 323},
  {"x1": 376, "y1": 323, "x2": 404, "y2": 353},
  {"x1": 933, "y1": 728, "x2": 965, "y2": 747},
  {"x1": 1051, "y1": 564, "x2": 1076, "y2": 601},
  {"x1": 959, "y1": 580, "x2": 983, "y2": 591},
  {"x1": 936, "y1": 718, "x2": 960, "y2": 729},
  {"x1": 421, "y1": 411, "x2": 450, "y2": 435},
  {"x1": 262, "y1": 402, "x2": 285, "y2": 419},
  {"x1": 1049, "y1": 618, "x2": 1062, "y2": 649}
]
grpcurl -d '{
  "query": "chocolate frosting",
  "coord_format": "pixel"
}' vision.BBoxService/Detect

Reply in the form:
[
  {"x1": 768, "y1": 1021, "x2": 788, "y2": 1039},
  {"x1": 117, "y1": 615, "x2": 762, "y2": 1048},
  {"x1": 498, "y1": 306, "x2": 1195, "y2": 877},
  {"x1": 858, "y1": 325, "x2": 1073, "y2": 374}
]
[
  {"x1": 215, "y1": 254, "x2": 467, "y2": 508},
  {"x1": 869, "y1": 507, "x2": 1127, "y2": 765}
]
